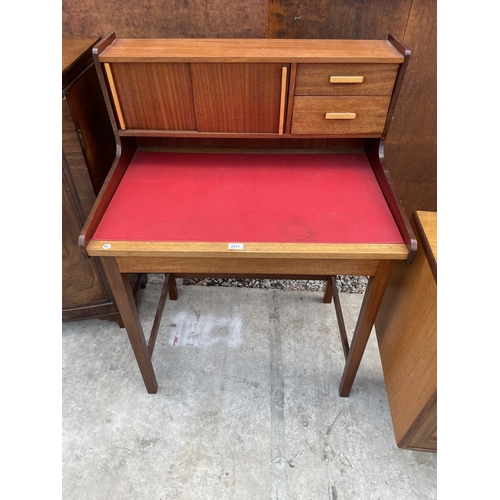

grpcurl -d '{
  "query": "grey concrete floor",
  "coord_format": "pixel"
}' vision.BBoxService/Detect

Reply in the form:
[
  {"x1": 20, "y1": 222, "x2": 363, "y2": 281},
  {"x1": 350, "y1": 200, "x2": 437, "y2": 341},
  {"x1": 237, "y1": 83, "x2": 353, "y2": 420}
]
[{"x1": 62, "y1": 281, "x2": 437, "y2": 500}]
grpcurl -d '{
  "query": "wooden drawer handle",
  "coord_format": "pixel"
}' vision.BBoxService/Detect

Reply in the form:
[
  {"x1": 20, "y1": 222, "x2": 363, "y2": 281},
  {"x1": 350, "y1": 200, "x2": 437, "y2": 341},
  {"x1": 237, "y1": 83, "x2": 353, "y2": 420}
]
[
  {"x1": 325, "y1": 112, "x2": 356, "y2": 120},
  {"x1": 329, "y1": 76, "x2": 364, "y2": 84}
]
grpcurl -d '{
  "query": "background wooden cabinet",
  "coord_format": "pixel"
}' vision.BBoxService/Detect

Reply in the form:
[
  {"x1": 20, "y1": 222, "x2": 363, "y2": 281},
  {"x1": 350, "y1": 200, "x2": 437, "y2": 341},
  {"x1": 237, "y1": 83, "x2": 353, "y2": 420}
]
[
  {"x1": 375, "y1": 211, "x2": 437, "y2": 452},
  {"x1": 62, "y1": 37, "x2": 144, "y2": 326}
]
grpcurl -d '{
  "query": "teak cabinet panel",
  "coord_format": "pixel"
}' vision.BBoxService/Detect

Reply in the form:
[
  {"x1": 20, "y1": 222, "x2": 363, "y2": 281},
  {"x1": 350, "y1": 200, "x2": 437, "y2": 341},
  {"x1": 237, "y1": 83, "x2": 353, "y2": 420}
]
[
  {"x1": 191, "y1": 63, "x2": 285, "y2": 133},
  {"x1": 108, "y1": 62, "x2": 286, "y2": 134},
  {"x1": 375, "y1": 211, "x2": 437, "y2": 452},
  {"x1": 295, "y1": 63, "x2": 399, "y2": 96},
  {"x1": 291, "y1": 96, "x2": 391, "y2": 135},
  {"x1": 108, "y1": 63, "x2": 197, "y2": 131}
]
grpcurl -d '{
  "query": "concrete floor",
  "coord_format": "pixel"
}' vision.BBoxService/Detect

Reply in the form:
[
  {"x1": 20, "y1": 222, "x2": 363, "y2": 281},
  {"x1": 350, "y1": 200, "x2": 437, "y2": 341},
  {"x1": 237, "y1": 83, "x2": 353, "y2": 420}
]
[{"x1": 62, "y1": 281, "x2": 437, "y2": 500}]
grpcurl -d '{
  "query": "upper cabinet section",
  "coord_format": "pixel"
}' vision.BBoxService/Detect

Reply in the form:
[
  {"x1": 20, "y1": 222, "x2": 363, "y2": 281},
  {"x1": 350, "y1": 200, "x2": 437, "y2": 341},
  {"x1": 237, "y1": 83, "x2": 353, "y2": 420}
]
[{"x1": 95, "y1": 36, "x2": 406, "y2": 138}]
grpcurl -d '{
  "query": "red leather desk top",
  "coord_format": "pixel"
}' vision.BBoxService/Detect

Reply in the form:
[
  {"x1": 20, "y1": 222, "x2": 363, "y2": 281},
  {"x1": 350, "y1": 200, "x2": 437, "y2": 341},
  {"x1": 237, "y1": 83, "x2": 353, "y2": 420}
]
[{"x1": 93, "y1": 151, "x2": 403, "y2": 244}]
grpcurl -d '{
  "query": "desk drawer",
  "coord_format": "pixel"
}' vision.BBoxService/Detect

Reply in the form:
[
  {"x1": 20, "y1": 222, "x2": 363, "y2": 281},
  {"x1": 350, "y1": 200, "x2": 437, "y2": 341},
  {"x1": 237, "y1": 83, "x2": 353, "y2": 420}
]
[
  {"x1": 291, "y1": 96, "x2": 391, "y2": 135},
  {"x1": 295, "y1": 63, "x2": 399, "y2": 96}
]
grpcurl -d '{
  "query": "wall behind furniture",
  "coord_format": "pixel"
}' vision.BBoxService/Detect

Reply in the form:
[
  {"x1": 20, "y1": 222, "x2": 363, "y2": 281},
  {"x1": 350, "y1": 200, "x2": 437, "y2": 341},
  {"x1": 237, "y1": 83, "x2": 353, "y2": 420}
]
[{"x1": 62, "y1": 0, "x2": 436, "y2": 215}]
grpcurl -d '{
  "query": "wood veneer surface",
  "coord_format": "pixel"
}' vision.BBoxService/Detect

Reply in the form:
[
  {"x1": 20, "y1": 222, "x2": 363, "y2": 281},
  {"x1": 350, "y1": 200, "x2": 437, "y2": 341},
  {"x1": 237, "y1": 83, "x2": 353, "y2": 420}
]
[
  {"x1": 98, "y1": 39, "x2": 404, "y2": 63},
  {"x1": 375, "y1": 210, "x2": 437, "y2": 451},
  {"x1": 62, "y1": 36, "x2": 99, "y2": 72}
]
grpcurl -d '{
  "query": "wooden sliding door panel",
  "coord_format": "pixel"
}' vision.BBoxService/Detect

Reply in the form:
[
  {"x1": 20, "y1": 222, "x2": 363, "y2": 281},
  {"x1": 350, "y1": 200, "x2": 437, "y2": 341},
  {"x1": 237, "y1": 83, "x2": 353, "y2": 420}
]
[
  {"x1": 191, "y1": 63, "x2": 285, "y2": 133},
  {"x1": 108, "y1": 63, "x2": 197, "y2": 131}
]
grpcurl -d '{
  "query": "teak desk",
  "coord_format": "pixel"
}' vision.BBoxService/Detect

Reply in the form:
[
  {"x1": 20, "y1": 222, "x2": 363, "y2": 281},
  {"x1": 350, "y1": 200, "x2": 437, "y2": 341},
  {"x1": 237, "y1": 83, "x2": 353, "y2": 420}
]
[{"x1": 79, "y1": 34, "x2": 416, "y2": 396}]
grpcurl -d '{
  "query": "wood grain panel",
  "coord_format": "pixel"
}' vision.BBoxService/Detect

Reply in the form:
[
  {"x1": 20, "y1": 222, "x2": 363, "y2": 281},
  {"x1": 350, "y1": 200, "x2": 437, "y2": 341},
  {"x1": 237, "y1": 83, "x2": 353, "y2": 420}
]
[
  {"x1": 267, "y1": 0, "x2": 412, "y2": 39},
  {"x1": 384, "y1": 0, "x2": 437, "y2": 214},
  {"x1": 136, "y1": 137, "x2": 365, "y2": 151},
  {"x1": 109, "y1": 63, "x2": 197, "y2": 130},
  {"x1": 62, "y1": 37, "x2": 98, "y2": 86},
  {"x1": 116, "y1": 256, "x2": 380, "y2": 275},
  {"x1": 291, "y1": 96, "x2": 390, "y2": 135},
  {"x1": 99, "y1": 39, "x2": 403, "y2": 63},
  {"x1": 62, "y1": 0, "x2": 267, "y2": 38},
  {"x1": 375, "y1": 212, "x2": 437, "y2": 451},
  {"x1": 65, "y1": 64, "x2": 116, "y2": 193},
  {"x1": 191, "y1": 63, "x2": 284, "y2": 133},
  {"x1": 87, "y1": 240, "x2": 408, "y2": 260},
  {"x1": 295, "y1": 63, "x2": 399, "y2": 96},
  {"x1": 62, "y1": 162, "x2": 107, "y2": 306},
  {"x1": 62, "y1": 98, "x2": 97, "y2": 218}
]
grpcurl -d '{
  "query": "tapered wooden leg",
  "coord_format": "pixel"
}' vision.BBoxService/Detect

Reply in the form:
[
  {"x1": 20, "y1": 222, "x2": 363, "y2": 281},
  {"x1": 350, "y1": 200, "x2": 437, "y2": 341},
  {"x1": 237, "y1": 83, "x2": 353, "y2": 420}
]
[
  {"x1": 323, "y1": 276, "x2": 333, "y2": 303},
  {"x1": 339, "y1": 260, "x2": 394, "y2": 397},
  {"x1": 101, "y1": 257, "x2": 158, "y2": 394},
  {"x1": 167, "y1": 273, "x2": 178, "y2": 300}
]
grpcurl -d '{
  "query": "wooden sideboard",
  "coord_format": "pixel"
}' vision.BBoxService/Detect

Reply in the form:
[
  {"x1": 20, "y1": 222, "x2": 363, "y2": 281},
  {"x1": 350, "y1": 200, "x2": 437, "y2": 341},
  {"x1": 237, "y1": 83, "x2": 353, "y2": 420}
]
[
  {"x1": 62, "y1": 36, "x2": 145, "y2": 326},
  {"x1": 375, "y1": 211, "x2": 437, "y2": 451},
  {"x1": 78, "y1": 34, "x2": 416, "y2": 395}
]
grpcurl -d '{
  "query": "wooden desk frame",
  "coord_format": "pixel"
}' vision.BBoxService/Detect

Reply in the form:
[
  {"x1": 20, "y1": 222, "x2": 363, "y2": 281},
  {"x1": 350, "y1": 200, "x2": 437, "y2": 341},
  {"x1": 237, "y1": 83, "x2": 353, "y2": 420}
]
[{"x1": 79, "y1": 33, "x2": 416, "y2": 396}]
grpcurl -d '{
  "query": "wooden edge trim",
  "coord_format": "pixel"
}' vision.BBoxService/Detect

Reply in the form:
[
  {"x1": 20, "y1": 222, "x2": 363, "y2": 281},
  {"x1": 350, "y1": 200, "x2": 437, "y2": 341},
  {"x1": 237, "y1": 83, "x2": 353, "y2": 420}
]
[
  {"x1": 100, "y1": 55, "x2": 403, "y2": 64},
  {"x1": 365, "y1": 138, "x2": 417, "y2": 263},
  {"x1": 119, "y1": 130, "x2": 382, "y2": 139},
  {"x1": 412, "y1": 212, "x2": 437, "y2": 282},
  {"x1": 92, "y1": 32, "x2": 123, "y2": 145},
  {"x1": 92, "y1": 32, "x2": 116, "y2": 58},
  {"x1": 104, "y1": 63, "x2": 126, "y2": 130},
  {"x1": 387, "y1": 32, "x2": 411, "y2": 59},
  {"x1": 86, "y1": 240, "x2": 409, "y2": 260},
  {"x1": 285, "y1": 63, "x2": 297, "y2": 134},
  {"x1": 382, "y1": 33, "x2": 411, "y2": 139},
  {"x1": 78, "y1": 138, "x2": 136, "y2": 259},
  {"x1": 278, "y1": 66, "x2": 288, "y2": 135}
]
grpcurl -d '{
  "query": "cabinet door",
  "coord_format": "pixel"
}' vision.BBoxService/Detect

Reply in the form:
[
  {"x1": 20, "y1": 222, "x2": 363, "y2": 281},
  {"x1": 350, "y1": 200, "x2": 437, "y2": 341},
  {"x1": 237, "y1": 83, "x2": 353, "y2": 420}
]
[
  {"x1": 191, "y1": 63, "x2": 286, "y2": 133},
  {"x1": 108, "y1": 63, "x2": 197, "y2": 131},
  {"x1": 62, "y1": 169, "x2": 108, "y2": 308}
]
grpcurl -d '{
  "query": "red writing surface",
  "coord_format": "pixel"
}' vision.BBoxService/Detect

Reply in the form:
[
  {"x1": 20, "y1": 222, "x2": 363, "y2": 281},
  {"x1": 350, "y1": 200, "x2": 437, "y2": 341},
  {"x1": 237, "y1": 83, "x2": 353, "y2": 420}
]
[{"x1": 93, "y1": 152, "x2": 403, "y2": 244}]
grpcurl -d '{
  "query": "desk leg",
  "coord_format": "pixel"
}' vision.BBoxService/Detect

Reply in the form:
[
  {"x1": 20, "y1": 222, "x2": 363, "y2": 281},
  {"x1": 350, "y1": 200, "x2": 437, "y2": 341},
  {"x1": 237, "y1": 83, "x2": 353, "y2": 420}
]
[
  {"x1": 338, "y1": 260, "x2": 393, "y2": 397},
  {"x1": 101, "y1": 257, "x2": 158, "y2": 394}
]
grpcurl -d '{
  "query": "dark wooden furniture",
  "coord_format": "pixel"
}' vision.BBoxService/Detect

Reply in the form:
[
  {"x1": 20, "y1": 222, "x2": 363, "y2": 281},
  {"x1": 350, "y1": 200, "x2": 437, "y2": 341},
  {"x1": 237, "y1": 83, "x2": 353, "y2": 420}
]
[
  {"x1": 62, "y1": 36, "x2": 144, "y2": 326},
  {"x1": 375, "y1": 211, "x2": 437, "y2": 451},
  {"x1": 79, "y1": 34, "x2": 416, "y2": 395}
]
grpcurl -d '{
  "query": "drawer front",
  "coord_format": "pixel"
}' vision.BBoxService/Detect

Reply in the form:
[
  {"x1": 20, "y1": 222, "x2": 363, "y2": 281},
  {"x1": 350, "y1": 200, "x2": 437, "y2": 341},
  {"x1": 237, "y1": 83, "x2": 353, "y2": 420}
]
[
  {"x1": 291, "y1": 96, "x2": 391, "y2": 135},
  {"x1": 295, "y1": 63, "x2": 399, "y2": 96}
]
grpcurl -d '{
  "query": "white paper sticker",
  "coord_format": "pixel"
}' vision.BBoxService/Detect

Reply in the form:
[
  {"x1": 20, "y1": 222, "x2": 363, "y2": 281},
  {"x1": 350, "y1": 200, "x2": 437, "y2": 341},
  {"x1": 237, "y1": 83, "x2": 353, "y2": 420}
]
[{"x1": 228, "y1": 243, "x2": 244, "y2": 250}]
